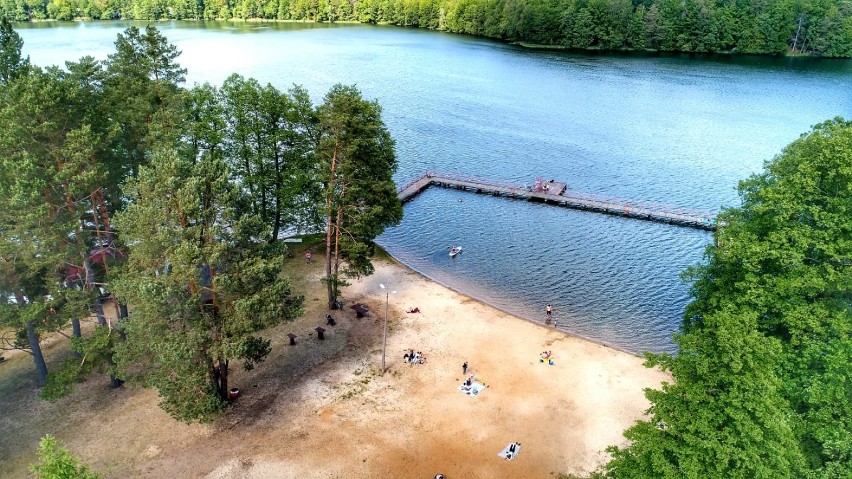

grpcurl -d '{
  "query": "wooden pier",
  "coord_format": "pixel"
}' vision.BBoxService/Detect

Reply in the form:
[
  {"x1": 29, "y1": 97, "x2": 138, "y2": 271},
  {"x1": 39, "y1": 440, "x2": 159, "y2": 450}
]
[{"x1": 397, "y1": 172, "x2": 718, "y2": 231}]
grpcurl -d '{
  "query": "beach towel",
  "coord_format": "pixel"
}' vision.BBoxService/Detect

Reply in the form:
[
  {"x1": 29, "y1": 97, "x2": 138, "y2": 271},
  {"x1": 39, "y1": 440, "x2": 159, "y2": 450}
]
[
  {"x1": 458, "y1": 381, "x2": 486, "y2": 396},
  {"x1": 498, "y1": 443, "x2": 521, "y2": 461}
]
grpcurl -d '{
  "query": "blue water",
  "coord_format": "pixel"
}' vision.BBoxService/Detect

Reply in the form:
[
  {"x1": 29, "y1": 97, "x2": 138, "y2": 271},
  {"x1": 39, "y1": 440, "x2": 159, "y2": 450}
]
[{"x1": 18, "y1": 21, "x2": 852, "y2": 353}]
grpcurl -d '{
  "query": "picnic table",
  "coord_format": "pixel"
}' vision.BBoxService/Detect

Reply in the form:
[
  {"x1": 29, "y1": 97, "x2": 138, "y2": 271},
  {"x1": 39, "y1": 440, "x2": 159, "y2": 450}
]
[{"x1": 351, "y1": 303, "x2": 370, "y2": 318}]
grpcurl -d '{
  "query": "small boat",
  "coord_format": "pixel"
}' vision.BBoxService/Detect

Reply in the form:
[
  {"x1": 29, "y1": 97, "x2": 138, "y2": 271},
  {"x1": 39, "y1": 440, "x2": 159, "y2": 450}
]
[{"x1": 449, "y1": 246, "x2": 462, "y2": 258}]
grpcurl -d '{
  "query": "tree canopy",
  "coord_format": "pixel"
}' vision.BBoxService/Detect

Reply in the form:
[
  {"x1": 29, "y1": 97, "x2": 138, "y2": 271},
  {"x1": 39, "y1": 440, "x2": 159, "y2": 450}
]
[
  {"x1": 0, "y1": 23, "x2": 400, "y2": 422},
  {"x1": 4, "y1": 0, "x2": 851, "y2": 57},
  {"x1": 602, "y1": 118, "x2": 852, "y2": 478},
  {"x1": 317, "y1": 84, "x2": 403, "y2": 308},
  {"x1": 113, "y1": 147, "x2": 303, "y2": 422},
  {"x1": 0, "y1": 16, "x2": 28, "y2": 84}
]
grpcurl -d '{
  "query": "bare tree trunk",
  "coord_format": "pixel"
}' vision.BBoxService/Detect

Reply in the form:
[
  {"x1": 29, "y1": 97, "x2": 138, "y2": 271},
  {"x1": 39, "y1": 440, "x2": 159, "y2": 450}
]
[
  {"x1": 71, "y1": 318, "x2": 81, "y2": 339},
  {"x1": 333, "y1": 203, "x2": 343, "y2": 301},
  {"x1": 219, "y1": 360, "x2": 229, "y2": 400},
  {"x1": 71, "y1": 317, "x2": 82, "y2": 358},
  {"x1": 26, "y1": 320, "x2": 48, "y2": 387},
  {"x1": 211, "y1": 359, "x2": 229, "y2": 400},
  {"x1": 792, "y1": 15, "x2": 804, "y2": 52},
  {"x1": 94, "y1": 296, "x2": 106, "y2": 326},
  {"x1": 271, "y1": 143, "x2": 282, "y2": 243},
  {"x1": 325, "y1": 150, "x2": 337, "y2": 309},
  {"x1": 12, "y1": 288, "x2": 47, "y2": 386}
]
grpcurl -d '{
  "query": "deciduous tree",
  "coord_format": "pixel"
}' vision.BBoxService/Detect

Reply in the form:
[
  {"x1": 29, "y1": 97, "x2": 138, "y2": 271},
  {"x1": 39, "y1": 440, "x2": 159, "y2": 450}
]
[{"x1": 603, "y1": 118, "x2": 852, "y2": 478}]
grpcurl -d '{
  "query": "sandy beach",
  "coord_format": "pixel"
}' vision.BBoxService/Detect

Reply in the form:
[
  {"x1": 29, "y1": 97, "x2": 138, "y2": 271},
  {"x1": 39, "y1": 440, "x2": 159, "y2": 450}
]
[{"x1": 0, "y1": 254, "x2": 669, "y2": 478}]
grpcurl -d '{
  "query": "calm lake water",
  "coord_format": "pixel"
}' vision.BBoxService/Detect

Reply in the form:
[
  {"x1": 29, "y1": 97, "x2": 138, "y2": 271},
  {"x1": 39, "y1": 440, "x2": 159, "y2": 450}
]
[{"x1": 18, "y1": 21, "x2": 852, "y2": 354}]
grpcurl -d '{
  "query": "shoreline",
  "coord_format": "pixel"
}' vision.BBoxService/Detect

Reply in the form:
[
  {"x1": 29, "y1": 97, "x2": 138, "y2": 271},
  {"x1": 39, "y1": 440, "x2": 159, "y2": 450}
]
[
  {"x1": 1, "y1": 248, "x2": 670, "y2": 478},
  {"x1": 15, "y1": 21, "x2": 837, "y2": 59},
  {"x1": 376, "y1": 242, "x2": 646, "y2": 358}
]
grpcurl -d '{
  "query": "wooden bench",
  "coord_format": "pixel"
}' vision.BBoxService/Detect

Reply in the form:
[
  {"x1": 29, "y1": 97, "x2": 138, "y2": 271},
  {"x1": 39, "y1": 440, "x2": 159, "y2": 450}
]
[{"x1": 351, "y1": 304, "x2": 370, "y2": 318}]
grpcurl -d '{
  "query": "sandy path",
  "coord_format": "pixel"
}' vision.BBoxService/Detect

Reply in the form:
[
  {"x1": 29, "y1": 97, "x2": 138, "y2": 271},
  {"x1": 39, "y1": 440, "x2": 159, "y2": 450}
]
[{"x1": 0, "y1": 256, "x2": 668, "y2": 478}]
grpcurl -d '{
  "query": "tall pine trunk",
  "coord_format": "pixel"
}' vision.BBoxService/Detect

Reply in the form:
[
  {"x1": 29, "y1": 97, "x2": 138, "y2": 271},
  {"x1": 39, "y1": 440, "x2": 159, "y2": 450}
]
[
  {"x1": 26, "y1": 320, "x2": 48, "y2": 387},
  {"x1": 71, "y1": 317, "x2": 82, "y2": 358},
  {"x1": 325, "y1": 150, "x2": 337, "y2": 309},
  {"x1": 271, "y1": 146, "x2": 282, "y2": 243},
  {"x1": 211, "y1": 360, "x2": 229, "y2": 400},
  {"x1": 71, "y1": 318, "x2": 81, "y2": 339},
  {"x1": 12, "y1": 288, "x2": 48, "y2": 386},
  {"x1": 332, "y1": 199, "x2": 344, "y2": 301},
  {"x1": 94, "y1": 296, "x2": 106, "y2": 326}
]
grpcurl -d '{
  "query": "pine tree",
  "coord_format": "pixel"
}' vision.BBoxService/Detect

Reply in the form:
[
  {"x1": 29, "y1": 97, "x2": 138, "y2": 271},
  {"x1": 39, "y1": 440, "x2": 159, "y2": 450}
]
[
  {"x1": 316, "y1": 84, "x2": 403, "y2": 309},
  {"x1": 113, "y1": 147, "x2": 303, "y2": 422}
]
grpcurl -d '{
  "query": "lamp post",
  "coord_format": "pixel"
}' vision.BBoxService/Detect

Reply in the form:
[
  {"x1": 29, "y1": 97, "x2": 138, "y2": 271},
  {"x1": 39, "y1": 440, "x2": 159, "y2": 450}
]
[{"x1": 379, "y1": 284, "x2": 395, "y2": 374}]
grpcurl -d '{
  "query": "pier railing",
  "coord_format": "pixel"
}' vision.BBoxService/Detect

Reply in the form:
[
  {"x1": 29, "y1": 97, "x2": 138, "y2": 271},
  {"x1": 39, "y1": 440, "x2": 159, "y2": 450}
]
[{"x1": 396, "y1": 171, "x2": 719, "y2": 230}]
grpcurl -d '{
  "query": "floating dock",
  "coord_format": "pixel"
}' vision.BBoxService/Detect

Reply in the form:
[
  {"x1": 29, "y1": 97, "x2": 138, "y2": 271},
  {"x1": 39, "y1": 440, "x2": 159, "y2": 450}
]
[{"x1": 397, "y1": 172, "x2": 718, "y2": 231}]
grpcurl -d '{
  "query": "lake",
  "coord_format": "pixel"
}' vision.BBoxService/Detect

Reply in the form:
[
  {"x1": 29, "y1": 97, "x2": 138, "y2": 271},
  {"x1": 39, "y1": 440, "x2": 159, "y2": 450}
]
[{"x1": 17, "y1": 21, "x2": 852, "y2": 353}]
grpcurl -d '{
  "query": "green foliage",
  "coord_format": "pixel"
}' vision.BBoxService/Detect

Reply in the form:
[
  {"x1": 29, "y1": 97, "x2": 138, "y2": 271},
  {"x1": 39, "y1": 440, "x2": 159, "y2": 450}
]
[
  {"x1": 29, "y1": 435, "x2": 101, "y2": 479},
  {"x1": 603, "y1": 118, "x2": 852, "y2": 478},
  {"x1": 205, "y1": 74, "x2": 319, "y2": 241},
  {"x1": 0, "y1": 61, "x2": 110, "y2": 385},
  {"x1": 317, "y1": 84, "x2": 402, "y2": 306},
  {"x1": 41, "y1": 326, "x2": 121, "y2": 401},
  {"x1": 0, "y1": 21, "x2": 395, "y2": 425},
  {"x1": 113, "y1": 146, "x2": 304, "y2": 422},
  {"x1": 605, "y1": 309, "x2": 804, "y2": 478},
  {"x1": 104, "y1": 25, "x2": 188, "y2": 181},
  {"x1": 4, "y1": 0, "x2": 850, "y2": 57},
  {"x1": 0, "y1": 16, "x2": 28, "y2": 84}
]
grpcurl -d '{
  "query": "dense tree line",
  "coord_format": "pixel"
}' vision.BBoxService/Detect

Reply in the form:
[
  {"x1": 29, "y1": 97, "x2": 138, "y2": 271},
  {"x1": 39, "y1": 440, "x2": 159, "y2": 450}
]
[
  {"x1": 3, "y1": 0, "x2": 852, "y2": 57},
  {"x1": 594, "y1": 119, "x2": 852, "y2": 478},
  {"x1": 0, "y1": 21, "x2": 401, "y2": 422}
]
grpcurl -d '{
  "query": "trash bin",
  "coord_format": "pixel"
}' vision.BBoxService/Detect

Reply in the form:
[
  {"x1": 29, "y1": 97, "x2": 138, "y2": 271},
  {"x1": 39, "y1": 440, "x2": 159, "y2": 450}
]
[{"x1": 229, "y1": 387, "x2": 240, "y2": 399}]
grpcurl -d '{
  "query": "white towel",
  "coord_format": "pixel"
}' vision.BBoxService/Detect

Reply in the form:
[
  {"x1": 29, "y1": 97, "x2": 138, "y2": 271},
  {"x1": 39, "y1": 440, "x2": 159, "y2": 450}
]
[
  {"x1": 458, "y1": 381, "x2": 485, "y2": 396},
  {"x1": 498, "y1": 443, "x2": 521, "y2": 461}
]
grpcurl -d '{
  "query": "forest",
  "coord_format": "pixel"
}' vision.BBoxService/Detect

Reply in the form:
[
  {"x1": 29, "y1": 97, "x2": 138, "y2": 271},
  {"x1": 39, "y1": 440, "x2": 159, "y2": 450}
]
[
  {"x1": 2, "y1": 0, "x2": 852, "y2": 57},
  {"x1": 0, "y1": 19, "x2": 401, "y2": 423},
  {"x1": 1, "y1": 18, "x2": 850, "y2": 479}
]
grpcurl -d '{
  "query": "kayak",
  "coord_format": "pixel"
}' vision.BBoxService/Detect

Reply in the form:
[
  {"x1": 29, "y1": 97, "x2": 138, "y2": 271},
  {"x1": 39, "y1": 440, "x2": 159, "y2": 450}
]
[{"x1": 449, "y1": 246, "x2": 463, "y2": 257}]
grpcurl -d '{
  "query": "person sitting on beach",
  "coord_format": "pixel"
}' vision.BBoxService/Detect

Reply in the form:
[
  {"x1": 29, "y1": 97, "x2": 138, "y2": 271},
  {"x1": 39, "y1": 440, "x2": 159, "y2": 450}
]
[
  {"x1": 403, "y1": 352, "x2": 410, "y2": 363},
  {"x1": 464, "y1": 377, "x2": 472, "y2": 387}
]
